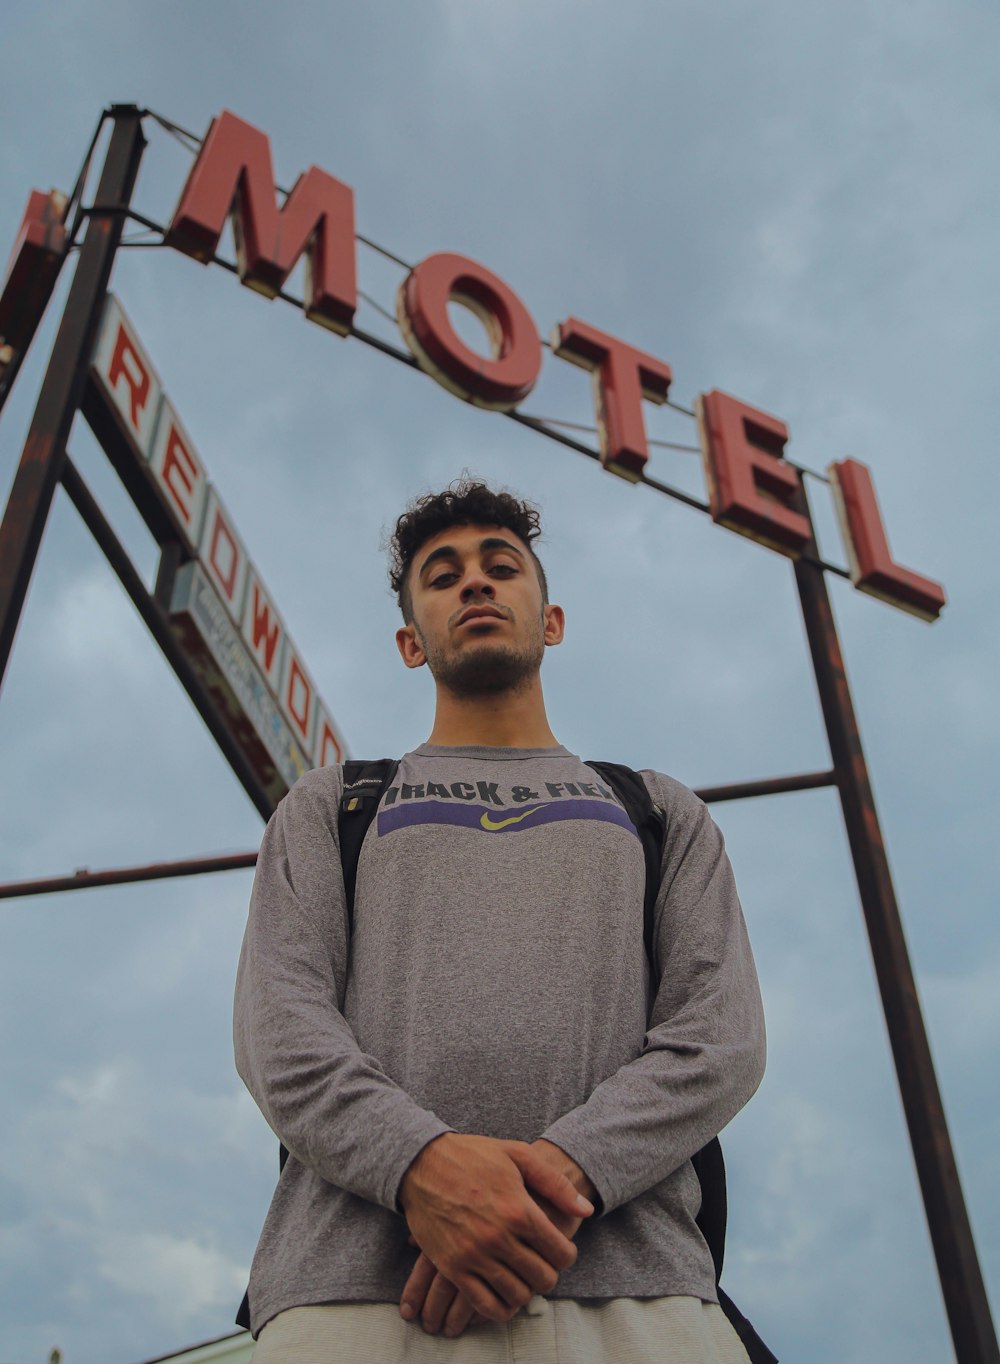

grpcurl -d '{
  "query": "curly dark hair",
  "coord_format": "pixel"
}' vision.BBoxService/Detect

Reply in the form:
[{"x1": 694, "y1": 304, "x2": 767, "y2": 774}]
[{"x1": 389, "y1": 478, "x2": 548, "y2": 621}]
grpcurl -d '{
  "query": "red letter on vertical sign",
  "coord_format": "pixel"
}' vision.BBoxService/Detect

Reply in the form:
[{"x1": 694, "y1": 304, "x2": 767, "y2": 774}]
[
  {"x1": 161, "y1": 428, "x2": 199, "y2": 522},
  {"x1": 397, "y1": 252, "x2": 542, "y2": 410},
  {"x1": 208, "y1": 515, "x2": 239, "y2": 597},
  {"x1": 90, "y1": 297, "x2": 162, "y2": 458},
  {"x1": 696, "y1": 389, "x2": 811, "y2": 556},
  {"x1": 314, "y1": 708, "x2": 344, "y2": 767},
  {"x1": 199, "y1": 490, "x2": 248, "y2": 622},
  {"x1": 240, "y1": 569, "x2": 284, "y2": 691},
  {"x1": 248, "y1": 582, "x2": 282, "y2": 677},
  {"x1": 107, "y1": 326, "x2": 151, "y2": 431},
  {"x1": 149, "y1": 403, "x2": 208, "y2": 549},
  {"x1": 165, "y1": 110, "x2": 357, "y2": 334},
  {"x1": 551, "y1": 319, "x2": 672, "y2": 482},
  {"x1": 829, "y1": 459, "x2": 945, "y2": 620},
  {"x1": 0, "y1": 189, "x2": 67, "y2": 352},
  {"x1": 282, "y1": 651, "x2": 315, "y2": 747}
]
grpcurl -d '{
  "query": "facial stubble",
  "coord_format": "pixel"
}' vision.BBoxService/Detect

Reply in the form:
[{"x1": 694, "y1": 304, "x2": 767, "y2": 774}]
[{"x1": 415, "y1": 612, "x2": 547, "y2": 698}]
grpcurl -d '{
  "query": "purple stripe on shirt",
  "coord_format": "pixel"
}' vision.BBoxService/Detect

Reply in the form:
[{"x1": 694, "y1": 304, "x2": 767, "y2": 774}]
[{"x1": 377, "y1": 797, "x2": 638, "y2": 838}]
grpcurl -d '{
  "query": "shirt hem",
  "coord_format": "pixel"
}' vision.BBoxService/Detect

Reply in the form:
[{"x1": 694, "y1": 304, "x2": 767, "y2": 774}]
[{"x1": 249, "y1": 1275, "x2": 719, "y2": 1337}]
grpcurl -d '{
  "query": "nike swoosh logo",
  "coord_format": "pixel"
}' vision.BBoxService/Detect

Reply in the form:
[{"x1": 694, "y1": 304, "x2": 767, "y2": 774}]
[{"x1": 480, "y1": 806, "x2": 544, "y2": 831}]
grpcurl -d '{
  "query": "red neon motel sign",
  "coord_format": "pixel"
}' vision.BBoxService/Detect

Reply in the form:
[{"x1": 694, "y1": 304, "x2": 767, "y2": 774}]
[{"x1": 3, "y1": 110, "x2": 944, "y2": 621}]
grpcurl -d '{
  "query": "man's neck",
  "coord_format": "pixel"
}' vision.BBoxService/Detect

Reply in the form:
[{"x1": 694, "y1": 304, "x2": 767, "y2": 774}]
[{"x1": 425, "y1": 679, "x2": 560, "y2": 748}]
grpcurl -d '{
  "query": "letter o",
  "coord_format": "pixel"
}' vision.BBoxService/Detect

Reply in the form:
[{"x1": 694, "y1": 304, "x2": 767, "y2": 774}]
[{"x1": 396, "y1": 252, "x2": 541, "y2": 410}]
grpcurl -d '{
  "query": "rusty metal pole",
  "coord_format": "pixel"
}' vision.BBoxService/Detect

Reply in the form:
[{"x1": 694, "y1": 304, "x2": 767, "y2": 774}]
[
  {"x1": 793, "y1": 488, "x2": 999, "y2": 1363},
  {"x1": 60, "y1": 454, "x2": 276, "y2": 821},
  {"x1": 0, "y1": 105, "x2": 146, "y2": 692},
  {"x1": 0, "y1": 850, "x2": 259, "y2": 899}
]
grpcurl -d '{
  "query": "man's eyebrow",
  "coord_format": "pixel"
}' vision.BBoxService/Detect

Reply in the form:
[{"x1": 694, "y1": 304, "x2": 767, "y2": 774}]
[
  {"x1": 417, "y1": 537, "x2": 525, "y2": 578},
  {"x1": 479, "y1": 536, "x2": 525, "y2": 559}
]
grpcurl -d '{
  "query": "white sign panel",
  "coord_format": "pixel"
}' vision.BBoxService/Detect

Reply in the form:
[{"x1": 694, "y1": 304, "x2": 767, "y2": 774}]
[
  {"x1": 148, "y1": 397, "x2": 209, "y2": 551},
  {"x1": 90, "y1": 295, "x2": 162, "y2": 458},
  {"x1": 87, "y1": 295, "x2": 349, "y2": 799},
  {"x1": 169, "y1": 561, "x2": 311, "y2": 796}
]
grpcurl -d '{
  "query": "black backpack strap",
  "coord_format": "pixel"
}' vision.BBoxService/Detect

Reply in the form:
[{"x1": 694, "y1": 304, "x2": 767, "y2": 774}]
[
  {"x1": 339, "y1": 759, "x2": 400, "y2": 931},
  {"x1": 237, "y1": 760, "x2": 399, "y2": 1333},
  {"x1": 283, "y1": 762, "x2": 397, "y2": 1159},
  {"x1": 585, "y1": 760, "x2": 664, "y2": 965},
  {"x1": 717, "y1": 1288, "x2": 780, "y2": 1364},
  {"x1": 692, "y1": 1151, "x2": 779, "y2": 1362},
  {"x1": 690, "y1": 1137, "x2": 727, "y2": 1281}
]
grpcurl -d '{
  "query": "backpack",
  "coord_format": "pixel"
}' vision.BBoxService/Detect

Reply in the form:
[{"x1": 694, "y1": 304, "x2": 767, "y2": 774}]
[{"x1": 238, "y1": 759, "x2": 776, "y2": 1363}]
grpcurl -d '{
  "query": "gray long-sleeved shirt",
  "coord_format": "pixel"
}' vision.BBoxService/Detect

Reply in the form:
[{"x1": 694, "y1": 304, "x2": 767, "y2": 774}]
[{"x1": 234, "y1": 744, "x2": 765, "y2": 1336}]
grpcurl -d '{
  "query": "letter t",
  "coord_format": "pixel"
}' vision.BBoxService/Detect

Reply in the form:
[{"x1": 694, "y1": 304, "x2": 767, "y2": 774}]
[{"x1": 552, "y1": 317, "x2": 672, "y2": 481}]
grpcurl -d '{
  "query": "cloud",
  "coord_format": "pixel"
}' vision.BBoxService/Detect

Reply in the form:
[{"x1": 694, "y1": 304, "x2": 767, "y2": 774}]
[
  {"x1": 98, "y1": 1231, "x2": 248, "y2": 1323},
  {"x1": 0, "y1": 1047, "x2": 267, "y2": 1361}
]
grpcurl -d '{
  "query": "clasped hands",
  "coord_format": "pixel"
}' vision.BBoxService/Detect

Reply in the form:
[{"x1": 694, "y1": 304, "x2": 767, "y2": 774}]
[{"x1": 398, "y1": 1132, "x2": 595, "y2": 1339}]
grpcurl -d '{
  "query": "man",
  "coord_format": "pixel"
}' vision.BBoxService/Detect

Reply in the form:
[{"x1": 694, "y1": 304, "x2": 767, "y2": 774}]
[{"x1": 235, "y1": 479, "x2": 766, "y2": 1362}]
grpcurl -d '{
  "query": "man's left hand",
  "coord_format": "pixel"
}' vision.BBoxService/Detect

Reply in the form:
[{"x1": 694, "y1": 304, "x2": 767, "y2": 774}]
[{"x1": 399, "y1": 1139, "x2": 596, "y2": 1338}]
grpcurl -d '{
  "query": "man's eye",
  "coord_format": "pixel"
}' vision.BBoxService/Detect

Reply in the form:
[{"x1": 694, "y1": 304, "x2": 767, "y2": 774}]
[
  {"x1": 430, "y1": 572, "x2": 457, "y2": 588},
  {"x1": 490, "y1": 564, "x2": 517, "y2": 577}
]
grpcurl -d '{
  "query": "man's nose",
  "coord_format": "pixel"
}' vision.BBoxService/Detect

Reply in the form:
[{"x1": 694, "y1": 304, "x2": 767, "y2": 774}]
[{"x1": 460, "y1": 570, "x2": 495, "y2": 600}]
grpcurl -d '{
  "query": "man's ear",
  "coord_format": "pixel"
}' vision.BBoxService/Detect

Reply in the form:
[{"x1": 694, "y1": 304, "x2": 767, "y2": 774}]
[
  {"x1": 543, "y1": 603, "x2": 565, "y2": 647},
  {"x1": 396, "y1": 623, "x2": 427, "y2": 669}
]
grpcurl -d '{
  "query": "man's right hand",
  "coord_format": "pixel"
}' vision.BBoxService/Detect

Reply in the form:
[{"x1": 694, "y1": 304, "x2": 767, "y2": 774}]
[{"x1": 398, "y1": 1132, "x2": 593, "y2": 1325}]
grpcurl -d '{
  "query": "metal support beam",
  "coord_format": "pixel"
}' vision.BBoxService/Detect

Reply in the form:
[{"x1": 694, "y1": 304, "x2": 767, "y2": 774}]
[
  {"x1": 695, "y1": 769, "x2": 835, "y2": 805},
  {"x1": 0, "y1": 768, "x2": 839, "y2": 900},
  {"x1": 794, "y1": 493, "x2": 999, "y2": 1364},
  {"x1": 0, "y1": 106, "x2": 146, "y2": 692},
  {"x1": 0, "y1": 850, "x2": 258, "y2": 900},
  {"x1": 60, "y1": 455, "x2": 275, "y2": 821}
]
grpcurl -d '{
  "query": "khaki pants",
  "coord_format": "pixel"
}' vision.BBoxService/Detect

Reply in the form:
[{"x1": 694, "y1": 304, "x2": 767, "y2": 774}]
[{"x1": 252, "y1": 1295, "x2": 753, "y2": 1363}]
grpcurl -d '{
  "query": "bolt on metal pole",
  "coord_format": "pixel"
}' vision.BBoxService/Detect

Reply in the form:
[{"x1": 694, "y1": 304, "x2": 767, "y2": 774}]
[
  {"x1": 0, "y1": 105, "x2": 146, "y2": 692},
  {"x1": 793, "y1": 482, "x2": 998, "y2": 1364}
]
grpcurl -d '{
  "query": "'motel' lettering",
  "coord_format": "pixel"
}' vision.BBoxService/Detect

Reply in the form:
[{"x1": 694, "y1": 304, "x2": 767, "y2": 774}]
[{"x1": 164, "y1": 111, "x2": 945, "y2": 620}]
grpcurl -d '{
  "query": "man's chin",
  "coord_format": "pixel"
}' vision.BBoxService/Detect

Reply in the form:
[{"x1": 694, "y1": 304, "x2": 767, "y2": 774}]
[{"x1": 433, "y1": 644, "x2": 541, "y2": 697}]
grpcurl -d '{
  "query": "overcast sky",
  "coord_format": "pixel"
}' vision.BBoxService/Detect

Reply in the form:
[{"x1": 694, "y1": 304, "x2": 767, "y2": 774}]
[{"x1": 1, "y1": 4, "x2": 997, "y2": 1363}]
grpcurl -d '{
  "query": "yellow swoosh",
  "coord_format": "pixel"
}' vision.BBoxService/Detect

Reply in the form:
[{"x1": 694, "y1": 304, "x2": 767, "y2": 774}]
[{"x1": 480, "y1": 805, "x2": 544, "y2": 831}]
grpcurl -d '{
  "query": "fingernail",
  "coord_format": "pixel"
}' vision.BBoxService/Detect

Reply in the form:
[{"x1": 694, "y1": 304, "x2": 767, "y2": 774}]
[
  {"x1": 400, "y1": 1302, "x2": 415, "y2": 1320},
  {"x1": 576, "y1": 1195, "x2": 595, "y2": 1214}
]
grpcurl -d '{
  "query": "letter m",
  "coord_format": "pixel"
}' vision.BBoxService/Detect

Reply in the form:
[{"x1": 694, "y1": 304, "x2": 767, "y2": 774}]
[{"x1": 165, "y1": 110, "x2": 356, "y2": 335}]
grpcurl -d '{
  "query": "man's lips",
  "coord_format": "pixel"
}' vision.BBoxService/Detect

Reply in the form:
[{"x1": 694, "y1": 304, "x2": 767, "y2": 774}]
[{"x1": 454, "y1": 605, "x2": 508, "y2": 628}]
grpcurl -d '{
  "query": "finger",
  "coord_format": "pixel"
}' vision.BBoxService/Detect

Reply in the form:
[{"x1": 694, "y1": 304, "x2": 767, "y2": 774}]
[
  {"x1": 531, "y1": 1193, "x2": 583, "y2": 1241},
  {"x1": 482, "y1": 1259, "x2": 539, "y2": 1313},
  {"x1": 452, "y1": 1265, "x2": 526, "y2": 1320},
  {"x1": 506, "y1": 1146, "x2": 595, "y2": 1219},
  {"x1": 399, "y1": 1252, "x2": 437, "y2": 1322},
  {"x1": 493, "y1": 1192, "x2": 579, "y2": 1273},
  {"x1": 442, "y1": 1291, "x2": 478, "y2": 1339},
  {"x1": 497, "y1": 1236, "x2": 563, "y2": 1296},
  {"x1": 421, "y1": 1272, "x2": 459, "y2": 1335}
]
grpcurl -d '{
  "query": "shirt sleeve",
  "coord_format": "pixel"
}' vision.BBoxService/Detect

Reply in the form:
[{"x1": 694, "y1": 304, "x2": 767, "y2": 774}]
[
  {"x1": 540, "y1": 772, "x2": 766, "y2": 1215},
  {"x1": 233, "y1": 769, "x2": 452, "y2": 1212}
]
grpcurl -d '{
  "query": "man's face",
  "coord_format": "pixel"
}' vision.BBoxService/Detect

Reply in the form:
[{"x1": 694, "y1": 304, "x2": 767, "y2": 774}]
[{"x1": 395, "y1": 523, "x2": 564, "y2": 697}]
